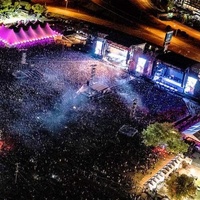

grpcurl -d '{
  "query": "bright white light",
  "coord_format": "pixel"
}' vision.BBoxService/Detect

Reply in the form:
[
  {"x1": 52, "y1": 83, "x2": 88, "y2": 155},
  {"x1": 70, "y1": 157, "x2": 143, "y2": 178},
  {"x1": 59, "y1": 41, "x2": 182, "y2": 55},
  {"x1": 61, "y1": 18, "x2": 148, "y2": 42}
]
[
  {"x1": 136, "y1": 57, "x2": 146, "y2": 73},
  {"x1": 184, "y1": 76, "x2": 197, "y2": 94},
  {"x1": 95, "y1": 40, "x2": 103, "y2": 55}
]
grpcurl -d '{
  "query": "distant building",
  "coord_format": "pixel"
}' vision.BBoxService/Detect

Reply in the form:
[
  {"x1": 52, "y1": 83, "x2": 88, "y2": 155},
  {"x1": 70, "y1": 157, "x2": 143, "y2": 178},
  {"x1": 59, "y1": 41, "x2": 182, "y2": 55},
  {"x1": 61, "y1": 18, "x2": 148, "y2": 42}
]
[{"x1": 176, "y1": 0, "x2": 200, "y2": 18}]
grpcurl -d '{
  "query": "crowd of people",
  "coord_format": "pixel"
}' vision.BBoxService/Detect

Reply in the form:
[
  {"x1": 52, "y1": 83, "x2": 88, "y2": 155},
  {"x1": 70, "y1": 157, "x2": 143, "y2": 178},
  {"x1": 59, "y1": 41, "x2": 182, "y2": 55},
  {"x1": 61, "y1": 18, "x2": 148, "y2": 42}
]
[{"x1": 0, "y1": 40, "x2": 196, "y2": 199}]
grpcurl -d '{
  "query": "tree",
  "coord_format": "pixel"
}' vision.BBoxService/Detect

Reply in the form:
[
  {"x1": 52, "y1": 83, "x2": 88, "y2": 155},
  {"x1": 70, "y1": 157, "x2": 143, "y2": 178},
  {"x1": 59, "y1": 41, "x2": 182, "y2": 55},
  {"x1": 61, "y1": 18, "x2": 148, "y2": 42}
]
[
  {"x1": 19, "y1": 1, "x2": 32, "y2": 11},
  {"x1": 0, "y1": 0, "x2": 12, "y2": 8},
  {"x1": 13, "y1": 2, "x2": 22, "y2": 11},
  {"x1": 166, "y1": 173, "x2": 197, "y2": 200},
  {"x1": 31, "y1": 3, "x2": 46, "y2": 16},
  {"x1": 141, "y1": 122, "x2": 189, "y2": 154},
  {"x1": 25, "y1": 3, "x2": 32, "y2": 11},
  {"x1": 167, "y1": 0, "x2": 175, "y2": 12}
]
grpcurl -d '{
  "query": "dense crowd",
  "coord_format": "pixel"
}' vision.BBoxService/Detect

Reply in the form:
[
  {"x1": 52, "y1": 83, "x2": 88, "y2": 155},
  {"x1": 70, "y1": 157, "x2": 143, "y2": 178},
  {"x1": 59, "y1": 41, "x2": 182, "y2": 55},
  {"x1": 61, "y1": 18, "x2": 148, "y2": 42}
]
[{"x1": 0, "y1": 43, "x2": 194, "y2": 199}]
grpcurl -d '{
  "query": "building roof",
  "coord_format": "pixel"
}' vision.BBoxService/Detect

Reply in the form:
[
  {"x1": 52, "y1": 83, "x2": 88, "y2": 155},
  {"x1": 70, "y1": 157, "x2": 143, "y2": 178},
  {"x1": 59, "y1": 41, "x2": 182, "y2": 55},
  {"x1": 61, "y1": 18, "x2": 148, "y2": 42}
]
[
  {"x1": 194, "y1": 129, "x2": 200, "y2": 140},
  {"x1": 182, "y1": 121, "x2": 200, "y2": 142},
  {"x1": 182, "y1": 121, "x2": 200, "y2": 135},
  {"x1": 156, "y1": 51, "x2": 199, "y2": 70}
]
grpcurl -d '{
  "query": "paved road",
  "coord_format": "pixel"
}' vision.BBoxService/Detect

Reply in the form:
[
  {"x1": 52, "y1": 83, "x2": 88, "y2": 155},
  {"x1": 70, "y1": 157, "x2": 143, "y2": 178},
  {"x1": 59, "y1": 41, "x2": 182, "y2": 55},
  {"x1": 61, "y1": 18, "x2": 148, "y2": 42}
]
[
  {"x1": 47, "y1": 5, "x2": 200, "y2": 62},
  {"x1": 91, "y1": 0, "x2": 200, "y2": 61}
]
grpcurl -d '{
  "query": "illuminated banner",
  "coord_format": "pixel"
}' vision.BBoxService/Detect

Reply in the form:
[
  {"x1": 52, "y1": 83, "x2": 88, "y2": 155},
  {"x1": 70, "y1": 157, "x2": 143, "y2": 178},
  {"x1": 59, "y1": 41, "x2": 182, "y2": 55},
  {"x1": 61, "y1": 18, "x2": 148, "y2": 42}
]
[
  {"x1": 163, "y1": 30, "x2": 174, "y2": 51},
  {"x1": 164, "y1": 31, "x2": 174, "y2": 45}
]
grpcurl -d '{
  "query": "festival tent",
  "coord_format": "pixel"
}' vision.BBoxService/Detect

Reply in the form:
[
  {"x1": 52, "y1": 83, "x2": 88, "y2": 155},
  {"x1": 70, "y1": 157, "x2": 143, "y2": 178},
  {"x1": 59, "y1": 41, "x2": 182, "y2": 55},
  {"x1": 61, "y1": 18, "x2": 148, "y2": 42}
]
[{"x1": 0, "y1": 22, "x2": 60, "y2": 47}]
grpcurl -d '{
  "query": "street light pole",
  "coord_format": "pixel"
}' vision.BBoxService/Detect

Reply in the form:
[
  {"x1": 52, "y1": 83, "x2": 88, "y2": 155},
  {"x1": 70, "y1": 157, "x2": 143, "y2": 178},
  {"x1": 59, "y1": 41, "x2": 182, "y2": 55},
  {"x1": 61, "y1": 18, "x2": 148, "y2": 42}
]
[
  {"x1": 15, "y1": 163, "x2": 20, "y2": 184},
  {"x1": 65, "y1": 0, "x2": 68, "y2": 8}
]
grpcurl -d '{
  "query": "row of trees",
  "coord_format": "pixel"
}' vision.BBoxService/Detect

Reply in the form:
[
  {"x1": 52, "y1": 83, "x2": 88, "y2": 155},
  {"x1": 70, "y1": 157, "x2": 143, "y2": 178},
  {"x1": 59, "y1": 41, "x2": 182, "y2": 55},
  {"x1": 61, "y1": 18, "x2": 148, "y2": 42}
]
[{"x1": 0, "y1": 0, "x2": 46, "y2": 17}]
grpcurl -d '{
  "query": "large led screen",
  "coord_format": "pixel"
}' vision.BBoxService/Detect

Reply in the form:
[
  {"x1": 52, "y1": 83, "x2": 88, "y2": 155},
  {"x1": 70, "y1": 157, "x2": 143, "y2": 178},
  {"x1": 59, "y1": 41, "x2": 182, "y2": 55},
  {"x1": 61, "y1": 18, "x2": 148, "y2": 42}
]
[
  {"x1": 136, "y1": 57, "x2": 146, "y2": 73},
  {"x1": 94, "y1": 40, "x2": 103, "y2": 56},
  {"x1": 184, "y1": 76, "x2": 198, "y2": 95}
]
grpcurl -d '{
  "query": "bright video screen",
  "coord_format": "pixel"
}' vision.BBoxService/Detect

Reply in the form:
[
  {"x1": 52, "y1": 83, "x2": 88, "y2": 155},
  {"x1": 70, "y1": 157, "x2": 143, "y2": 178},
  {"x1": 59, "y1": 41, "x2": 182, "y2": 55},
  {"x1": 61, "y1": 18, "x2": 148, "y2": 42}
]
[
  {"x1": 136, "y1": 57, "x2": 147, "y2": 73},
  {"x1": 94, "y1": 40, "x2": 103, "y2": 56},
  {"x1": 184, "y1": 76, "x2": 197, "y2": 95}
]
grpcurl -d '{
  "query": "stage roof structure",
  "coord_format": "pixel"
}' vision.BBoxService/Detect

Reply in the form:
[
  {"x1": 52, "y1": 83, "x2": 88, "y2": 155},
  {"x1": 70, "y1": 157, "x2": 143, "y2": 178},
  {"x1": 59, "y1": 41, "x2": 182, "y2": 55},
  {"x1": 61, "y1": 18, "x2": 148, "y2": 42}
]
[
  {"x1": 90, "y1": 83, "x2": 109, "y2": 93},
  {"x1": 156, "y1": 51, "x2": 199, "y2": 71},
  {"x1": 118, "y1": 125, "x2": 138, "y2": 137},
  {"x1": 105, "y1": 32, "x2": 145, "y2": 47}
]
